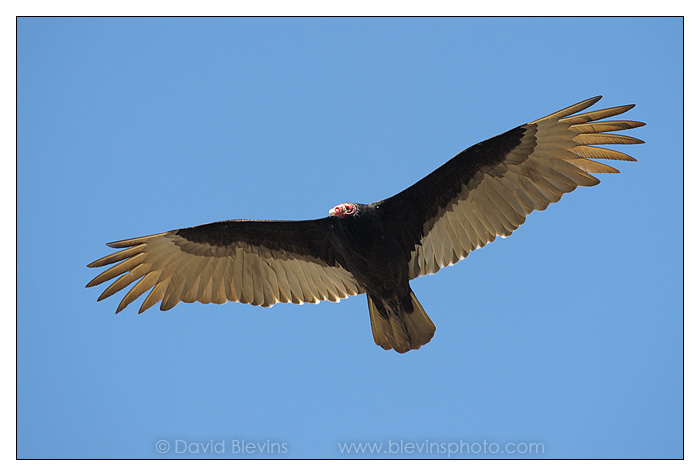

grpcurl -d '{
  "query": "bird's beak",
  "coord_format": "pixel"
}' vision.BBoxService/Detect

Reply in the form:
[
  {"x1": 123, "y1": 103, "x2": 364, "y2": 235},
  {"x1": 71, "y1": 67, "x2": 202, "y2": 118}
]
[{"x1": 329, "y1": 207, "x2": 339, "y2": 217}]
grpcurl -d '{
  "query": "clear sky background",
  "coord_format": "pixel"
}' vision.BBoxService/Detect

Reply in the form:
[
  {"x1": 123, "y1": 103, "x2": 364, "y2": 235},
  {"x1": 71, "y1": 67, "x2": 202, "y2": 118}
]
[{"x1": 17, "y1": 17, "x2": 682, "y2": 459}]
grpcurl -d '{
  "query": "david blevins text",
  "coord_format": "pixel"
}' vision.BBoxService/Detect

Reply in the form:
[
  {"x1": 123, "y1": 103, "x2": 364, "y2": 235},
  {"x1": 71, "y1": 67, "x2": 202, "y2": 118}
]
[{"x1": 157, "y1": 439, "x2": 288, "y2": 455}]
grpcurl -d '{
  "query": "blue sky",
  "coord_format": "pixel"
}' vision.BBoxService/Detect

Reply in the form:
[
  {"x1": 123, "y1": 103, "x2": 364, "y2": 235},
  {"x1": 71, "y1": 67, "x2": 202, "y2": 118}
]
[{"x1": 17, "y1": 17, "x2": 682, "y2": 459}]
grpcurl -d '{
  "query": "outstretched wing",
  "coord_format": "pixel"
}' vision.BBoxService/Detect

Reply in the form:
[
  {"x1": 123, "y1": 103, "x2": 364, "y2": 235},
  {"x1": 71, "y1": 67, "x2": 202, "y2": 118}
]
[
  {"x1": 378, "y1": 96, "x2": 645, "y2": 279},
  {"x1": 86, "y1": 218, "x2": 363, "y2": 313}
]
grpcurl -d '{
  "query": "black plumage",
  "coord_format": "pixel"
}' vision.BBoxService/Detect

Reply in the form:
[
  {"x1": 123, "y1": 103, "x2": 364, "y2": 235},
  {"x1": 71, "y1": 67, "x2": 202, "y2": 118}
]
[{"x1": 87, "y1": 96, "x2": 645, "y2": 353}]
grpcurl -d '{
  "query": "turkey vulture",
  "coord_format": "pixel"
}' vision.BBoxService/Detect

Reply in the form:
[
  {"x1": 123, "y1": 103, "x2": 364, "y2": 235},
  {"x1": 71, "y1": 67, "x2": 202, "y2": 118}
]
[{"x1": 87, "y1": 96, "x2": 644, "y2": 353}]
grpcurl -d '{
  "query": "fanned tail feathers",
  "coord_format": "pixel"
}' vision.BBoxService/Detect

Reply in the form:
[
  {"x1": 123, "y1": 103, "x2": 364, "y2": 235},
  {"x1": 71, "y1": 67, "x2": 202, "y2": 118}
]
[{"x1": 367, "y1": 291, "x2": 436, "y2": 353}]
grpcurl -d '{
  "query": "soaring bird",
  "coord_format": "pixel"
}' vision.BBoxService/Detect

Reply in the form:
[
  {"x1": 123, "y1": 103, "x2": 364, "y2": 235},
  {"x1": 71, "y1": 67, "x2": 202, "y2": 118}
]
[{"x1": 87, "y1": 96, "x2": 644, "y2": 353}]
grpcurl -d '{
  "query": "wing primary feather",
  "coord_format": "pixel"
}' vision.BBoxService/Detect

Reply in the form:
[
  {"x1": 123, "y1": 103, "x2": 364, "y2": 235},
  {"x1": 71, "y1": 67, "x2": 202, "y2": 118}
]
[
  {"x1": 562, "y1": 158, "x2": 619, "y2": 174},
  {"x1": 573, "y1": 145, "x2": 638, "y2": 161},
  {"x1": 98, "y1": 263, "x2": 151, "y2": 301},
  {"x1": 532, "y1": 96, "x2": 602, "y2": 122},
  {"x1": 560, "y1": 104, "x2": 635, "y2": 124},
  {"x1": 140, "y1": 280, "x2": 168, "y2": 313},
  {"x1": 116, "y1": 271, "x2": 162, "y2": 314},
  {"x1": 86, "y1": 253, "x2": 147, "y2": 287},
  {"x1": 573, "y1": 133, "x2": 645, "y2": 145},
  {"x1": 106, "y1": 232, "x2": 168, "y2": 249},
  {"x1": 160, "y1": 253, "x2": 198, "y2": 311},
  {"x1": 87, "y1": 243, "x2": 147, "y2": 269},
  {"x1": 569, "y1": 120, "x2": 645, "y2": 133},
  {"x1": 139, "y1": 247, "x2": 192, "y2": 309}
]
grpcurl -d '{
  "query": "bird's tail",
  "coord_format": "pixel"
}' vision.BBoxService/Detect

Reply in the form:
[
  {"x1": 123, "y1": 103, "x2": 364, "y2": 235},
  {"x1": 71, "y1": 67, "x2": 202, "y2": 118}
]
[{"x1": 367, "y1": 290, "x2": 436, "y2": 353}]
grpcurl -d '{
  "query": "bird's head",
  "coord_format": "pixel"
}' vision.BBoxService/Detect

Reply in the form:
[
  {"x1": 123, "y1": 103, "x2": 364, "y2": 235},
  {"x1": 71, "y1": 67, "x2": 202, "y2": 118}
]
[{"x1": 329, "y1": 202, "x2": 357, "y2": 219}]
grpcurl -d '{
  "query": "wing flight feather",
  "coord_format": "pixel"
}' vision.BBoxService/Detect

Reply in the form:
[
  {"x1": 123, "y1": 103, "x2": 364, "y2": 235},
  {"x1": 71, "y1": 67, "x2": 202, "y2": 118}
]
[
  {"x1": 379, "y1": 96, "x2": 645, "y2": 279},
  {"x1": 87, "y1": 219, "x2": 363, "y2": 313}
]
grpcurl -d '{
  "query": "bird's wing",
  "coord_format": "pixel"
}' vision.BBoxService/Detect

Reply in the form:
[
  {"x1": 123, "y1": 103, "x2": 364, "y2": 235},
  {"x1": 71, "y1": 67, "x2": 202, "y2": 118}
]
[
  {"x1": 379, "y1": 96, "x2": 645, "y2": 279},
  {"x1": 87, "y1": 218, "x2": 363, "y2": 313}
]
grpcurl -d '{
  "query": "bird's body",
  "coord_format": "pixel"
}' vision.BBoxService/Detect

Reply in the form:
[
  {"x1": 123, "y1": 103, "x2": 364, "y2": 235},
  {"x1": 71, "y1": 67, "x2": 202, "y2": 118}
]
[
  {"x1": 329, "y1": 204, "x2": 404, "y2": 302},
  {"x1": 328, "y1": 203, "x2": 435, "y2": 352},
  {"x1": 87, "y1": 96, "x2": 645, "y2": 353}
]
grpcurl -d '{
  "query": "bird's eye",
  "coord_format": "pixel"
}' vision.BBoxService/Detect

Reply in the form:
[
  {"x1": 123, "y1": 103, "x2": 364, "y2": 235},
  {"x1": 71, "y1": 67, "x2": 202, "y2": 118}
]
[{"x1": 344, "y1": 205, "x2": 353, "y2": 213}]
